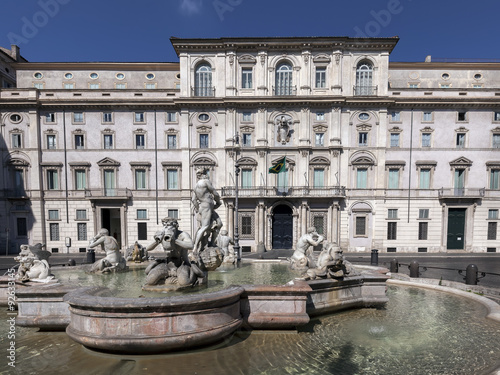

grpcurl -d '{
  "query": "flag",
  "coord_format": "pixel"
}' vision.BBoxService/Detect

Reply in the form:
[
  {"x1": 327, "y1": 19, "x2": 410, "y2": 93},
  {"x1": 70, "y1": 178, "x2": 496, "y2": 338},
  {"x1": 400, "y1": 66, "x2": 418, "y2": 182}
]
[{"x1": 269, "y1": 156, "x2": 286, "y2": 174}]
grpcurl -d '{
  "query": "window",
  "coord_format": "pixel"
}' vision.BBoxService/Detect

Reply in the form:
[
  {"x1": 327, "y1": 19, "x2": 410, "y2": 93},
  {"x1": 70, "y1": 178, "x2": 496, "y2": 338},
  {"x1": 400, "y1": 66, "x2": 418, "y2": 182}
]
[
  {"x1": 315, "y1": 132, "x2": 324, "y2": 146},
  {"x1": 64, "y1": 83, "x2": 74, "y2": 89},
  {"x1": 77, "y1": 223, "x2": 87, "y2": 241},
  {"x1": 50, "y1": 223, "x2": 60, "y2": 241},
  {"x1": 316, "y1": 112, "x2": 325, "y2": 121},
  {"x1": 146, "y1": 73, "x2": 155, "y2": 80},
  {"x1": 166, "y1": 112, "x2": 177, "y2": 122},
  {"x1": 11, "y1": 134, "x2": 22, "y2": 148},
  {"x1": 48, "y1": 210, "x2": 59, "y2": 220},
  {"x1": 419, "y1": 169, "x2": 431, "y2": 189},
  {"x1": 115, "y1": 83, "x2": 126, "y2": 89},
  {"x1": 495, "y1": 112, "x2": 500, "y2": 122},
  {"x1": 199, "y1": 134, "x2": 209, "y2": 148},
  {"x1": 46, "y1": 113, "x2": 55, "y2": 123},
  {"x1": 104, "y1": 169, "x2": 116, "y2": 196},
  {"x1": 103, "y1": 112, "x2": 113, "y2": 123},
  {"x1": 493, "y1": 134, "x2": 500, "y2": 148},
  {"x1": 489, "y1": 209, "x2": 499, "y2": 220},
  {"x1": 90, "y1": 72, "x2": 98, "y2": 79},
  {"x1": 355, "y1": 61, "x2": 373, "y2": 95},
  {"x1": 138, "y1": 223, "x2": 148, "y2": 241},
  {"x1": 313, "y1": 216, "x2": 325, "y2": 236},
  {"x1": 73, "y1": 112, "x2": 84, "y2": 123},
  {"x1": 198, "y1": 113, "x2": 210, "y2": 122},
  {"x1": 358, "y1": 132, "x2": 368, "y2": 146},
  {"x1": 359, "y1": 113, "x2": 369, "y2": 121},
  {"x1": 194, "y1": 63, "x2": 213, "y2": 96},
  {"x1": 242, "y1": 112, "x2": 252, "y2": 122},
  {"x1": 409, "y1": 83, "x2": 419, "y2": 89},
  {"x1": 76, "y1": 209, "x2": 87, "y2": 220},
  {"x1": 418, "y1": 222, "x2": 428, "y2": 240},
  {"x1": 34, "y1": 72, "x2": 43, "y2": 79},
  {"x1": 116, "y1": 73, "x2": 125, "y2": 80},
  {"x1": 356, "y1": 168, "x2": 368, "y2": 189},
  {"x1": 440, "y1": 84, "x2": 450, "y2": 88},
  {"x1": 458, "y1": 111, "x2": 467, "y2": 122},
  {"x1": 390, "y1": 133, "x2": 400, "y2": 147},
  {"x1": 419, "y1": 209, "x2": 429, "y2": 219},
  {"x1": 488, "y1": 222, "x2": 497, "y2": 240},
  {"x1": 490, "y1": 169, "x2": 500, "y2": 190},
  {"x1": 241, "y1": 216, "x2": 252, "y2": 236},
  {"x1": 135, "y1": 112, "x2": 145, "y2": 123},
  {"x1": 355, "y1": 216, "x2": 366, "y2": 236},
  {"x1": 454, "y1": 169, "x2": 466, "y2": 196},
  {"x1": 315, "y1": 67, "x2": 326, "y2": 88},
  {"x1": 75, "y1": 134, "x2": 84, "y2": 149},
  {"x1": 167, "y1": 134, "x2": 177, "y2": 149},
  {"x1": 89, "y1": 83, "x2": 99, "y2": 89},
  {"x1": 422, "y1": 133, "x2": 431, "y2": 147},
  {"x1": 388, "y1": 169, "x2": 399, "y2": 189},
  {"x1": 456, "y1": 133, "x2": 465, "y2": 148},
  {"x1": 242, "y1": 133, "x2": 252, "y2": 147},
  {"x1": 390, "y1": 111, "x2": 401, "y2": 122},
  {"x1": 14, "y1": 170, "x2": 24, "y2": 194},
  {"x1": 137, "y1": 209, "x2": 147, "y2": 220},
  {"x1": 313, "y1": 168, "x2": 325, "y2": 188},
  {"x1": 241, "y1": 169, "x2": 252, "y2": 188},
  {"x1": 275, "y1": 62, "x2": 293, "y2": 95},
  {"x1": 47, "y1": 170, "x2": 59, "y2": 190},
  {"x1": 168, "y1": 209, "x2": 178, "y2": 219},
  {"x1": 167, "y1": 169, "x2": 178, "y2": 190},
  {"x1": 242, "y1": 68, "x2": 253, "y2": 89},
  {"x1": 17, "y1": 218, "x2": 27, "y2": 237},
  {"x1": 388, "y1": 209, "x2": 398, "y2": 219},
  {"x1": 47, "y1": 134, "x2": 57, "y2": 150},
  {"x1": 387, "y1": 222, "x2": 397, "y2": 240},
  {"x1": 135, "y1": 169, "x2": 147, "y2": 189},
  {"x1": 64, "y1": 73, "x2": 73, "y2": 79},
  {"x1": 104, "y1": 134, "x2": 113, "y2": 149},
  {"x1": 135, "y1": 134, "x2": 145, "y2": 149},
  {"x1": 34, "y1": 83, "x2": 44, "y2": 89},
  {"x1": 423, "y1": 111, "x2": 433, "y2": 122},
  {"x1": 145, "y1": 83, "x2": 156, "y2": 89},
  {"x1": 75, "y1": 169, "x2": 86, "y2": 190}
]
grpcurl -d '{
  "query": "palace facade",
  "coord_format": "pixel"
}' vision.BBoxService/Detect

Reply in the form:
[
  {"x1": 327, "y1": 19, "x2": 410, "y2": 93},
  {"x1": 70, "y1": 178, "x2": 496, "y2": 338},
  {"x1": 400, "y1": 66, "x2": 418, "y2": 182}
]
[{"x1": 1, "y1": 36, "x2": 499, "y2": 254}]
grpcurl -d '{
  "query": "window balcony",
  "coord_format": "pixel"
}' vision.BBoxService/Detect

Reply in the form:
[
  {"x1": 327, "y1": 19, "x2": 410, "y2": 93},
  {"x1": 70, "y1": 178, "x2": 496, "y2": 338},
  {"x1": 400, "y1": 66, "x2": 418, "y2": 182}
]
[
  {"x1": 354, "y1": 85, "x2": 378, "y2": 96},
  {"x1": 273, "y1": 85, "x2": 297, "y2": 96},
  {"x1": 84, "y1": 188, "x2": 132, "y2": 199},
  {"x1": 438, "y1": 188, "x2": 485, "y2": 198},
  {"x1": 221, "y1": 186, "x2": 345, "y2": 198},
  {"x1": 191, "y1": 86, "x2": 215, "y2": 97}
]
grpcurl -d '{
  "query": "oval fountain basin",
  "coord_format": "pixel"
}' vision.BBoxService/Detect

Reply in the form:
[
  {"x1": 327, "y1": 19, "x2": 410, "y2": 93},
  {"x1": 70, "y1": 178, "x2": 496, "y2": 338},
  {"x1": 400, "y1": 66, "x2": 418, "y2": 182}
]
[{"x1": 63, "y1": 285, "x2": 244, "y2": 354}]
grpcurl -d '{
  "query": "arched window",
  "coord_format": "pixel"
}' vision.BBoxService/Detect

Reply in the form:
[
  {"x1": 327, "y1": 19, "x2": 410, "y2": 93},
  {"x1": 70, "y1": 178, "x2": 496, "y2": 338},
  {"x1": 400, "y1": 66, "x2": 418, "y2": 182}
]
[
  {"x1": 275, "y1": 62, "x2": 293, "y2": 96},
  {"x1": 355, "y1": 61, "x2": 374, "y2": 95},
  {"x1": 194, "y1": 63, "x2": 213, "y2": 97}
]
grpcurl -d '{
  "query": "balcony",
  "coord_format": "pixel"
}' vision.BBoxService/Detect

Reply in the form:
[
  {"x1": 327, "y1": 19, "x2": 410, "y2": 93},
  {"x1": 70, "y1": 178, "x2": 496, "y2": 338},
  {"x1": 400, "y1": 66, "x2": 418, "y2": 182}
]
[
  {"x1": 84, "y1": 188, "x2": 132, "y2": 200},
  {"x1": 191, "y1": 86, "x2": 215, "y2": 97},
  {"x1": 438, "y1": 188, "x2": 485, "y2": 199},
  {"x1": 273, "y1": 85, "x2": 297, "y2": 96},
  {"x1": 221, "y1": 186, "x2": 345, "y2": 198},
  {"x1": 354, "y1": 85, "x2": 378, "y2": 96},
  {"x1": 0, "y1": 189, "x2": 32, "y2": 199}
]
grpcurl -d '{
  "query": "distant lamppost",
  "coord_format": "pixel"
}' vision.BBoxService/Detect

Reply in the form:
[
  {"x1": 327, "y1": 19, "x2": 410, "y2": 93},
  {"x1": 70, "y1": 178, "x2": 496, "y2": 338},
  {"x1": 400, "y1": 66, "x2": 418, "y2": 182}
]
[{"x1": 233, "y1": 133, "x2": 241, "y2": 262}]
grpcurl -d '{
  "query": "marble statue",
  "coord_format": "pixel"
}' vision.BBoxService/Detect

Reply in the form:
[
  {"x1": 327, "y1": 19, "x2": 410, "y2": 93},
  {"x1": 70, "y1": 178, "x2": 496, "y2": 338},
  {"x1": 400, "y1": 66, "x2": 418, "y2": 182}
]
[
  {"x1": 15, "y1": 243, "x2": 54, "y2": 282},
  {"x1": 299, "y1": 242, "x2": 358, "y2": 281},
  {"x1": 125, "y1": 241, "x2": 148, "y2": 262},
  {"x1": 289, "y1": 227, "x2": 324, "y2": 270},
  {"x1": 88, "y1": 228, "x2": 127, "y2": 273},
  {"x1": 144, "y1": 217, "x2": 205, "y2": 287},
  {"x1": 276, "y1": 115, "x2": 292, "y2": 144},
  {"x1": 217, "y1": 230, "x2": 235, "y2": 264}
]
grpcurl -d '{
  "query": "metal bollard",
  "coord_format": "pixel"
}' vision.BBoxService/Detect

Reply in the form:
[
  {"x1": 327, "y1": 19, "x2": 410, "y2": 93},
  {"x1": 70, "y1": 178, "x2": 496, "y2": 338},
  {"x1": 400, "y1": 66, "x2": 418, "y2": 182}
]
[
  {"x1": 409, "y1": 260, "x2": 420, "y2": 277},
  {"x1": 370, "y1": 249, "x2": 379, "y2": 266},
  {"x1": 465, "y1": 264, "x2": 479, "y2": 285},
  {"x1": 86, "y1": 249, "x2": 95, "y2": 264},
  {"x1": 67, "y1": 259, "x2": 76, "y2": 267},
  {"x1": 390, "y1": 258, "x2": 399, "y2": 273}
]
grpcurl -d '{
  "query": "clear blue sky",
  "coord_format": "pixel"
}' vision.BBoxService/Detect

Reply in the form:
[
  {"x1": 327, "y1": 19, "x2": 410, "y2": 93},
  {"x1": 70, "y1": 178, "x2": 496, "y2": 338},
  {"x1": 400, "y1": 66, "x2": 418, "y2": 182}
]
[{"x1": 1, "y1": 0, "x2": 499, "y2": 63}]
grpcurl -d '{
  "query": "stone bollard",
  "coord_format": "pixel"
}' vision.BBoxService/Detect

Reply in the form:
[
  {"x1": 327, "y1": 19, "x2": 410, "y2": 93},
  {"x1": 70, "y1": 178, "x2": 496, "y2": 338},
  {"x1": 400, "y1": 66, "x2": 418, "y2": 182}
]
[
  {"x1": 409, "y1": 260, "x2": 420, "y2": 278},
  {"x1": 86, "y1": 249, "x2": 95, "y2": 264},
  {"x1": 465, "y1": 264, "x2": 479, "y2": 285},
  {"x1": 67, "y1": 259, "x2": 76, "y2": 267},
  {"x1": 390, "y1": 258, "x2": 399, "y2": 273},
  {"x1": 370, "y1": 249, "x2": 379, "y2": 266},
  {"x1": 256, "y1": 242, "x2": 266, "y2": 254}
]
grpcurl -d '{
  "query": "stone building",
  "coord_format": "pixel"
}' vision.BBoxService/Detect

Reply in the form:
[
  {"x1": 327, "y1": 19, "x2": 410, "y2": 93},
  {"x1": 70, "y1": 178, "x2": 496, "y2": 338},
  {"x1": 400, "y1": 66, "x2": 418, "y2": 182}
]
[{"x1": 1, "y1": 36, "x2": 499, "y2": 254}]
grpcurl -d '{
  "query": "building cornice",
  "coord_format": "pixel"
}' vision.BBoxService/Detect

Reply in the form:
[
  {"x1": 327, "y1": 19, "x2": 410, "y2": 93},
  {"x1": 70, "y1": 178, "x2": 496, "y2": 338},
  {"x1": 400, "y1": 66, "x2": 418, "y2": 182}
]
[
  {"x1": 12, "y1": 62, "x2": 180, "y2": 71},
  {"x1": 390, "y1": 62, "x2": 500, "y2": 70}
]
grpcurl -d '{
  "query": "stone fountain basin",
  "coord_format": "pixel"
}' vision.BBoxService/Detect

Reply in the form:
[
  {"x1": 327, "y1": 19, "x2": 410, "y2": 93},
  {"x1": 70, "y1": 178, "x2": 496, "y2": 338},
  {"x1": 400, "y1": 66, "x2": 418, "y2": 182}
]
[{"x1": 63, "y1": 285, "x2": 244, "y2": 354}]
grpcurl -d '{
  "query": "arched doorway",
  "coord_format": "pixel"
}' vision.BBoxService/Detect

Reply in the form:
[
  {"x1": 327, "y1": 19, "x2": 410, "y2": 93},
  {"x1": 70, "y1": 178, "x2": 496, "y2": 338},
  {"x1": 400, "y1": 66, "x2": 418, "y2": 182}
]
[{"x1": 272, "y1": 205, "x2": 293, "y2": 249}]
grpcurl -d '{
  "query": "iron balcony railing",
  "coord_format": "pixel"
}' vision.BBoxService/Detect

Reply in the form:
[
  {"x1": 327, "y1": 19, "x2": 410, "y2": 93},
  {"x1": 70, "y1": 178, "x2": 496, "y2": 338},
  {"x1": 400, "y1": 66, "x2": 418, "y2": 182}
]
[
  {"x1": 438, "y1": 188, "x2": 486, "y2": 198},
  {"x1": 221, "y1": 186, "x2": 345, "y2": 198},
  {"x1": 191, "y1": 86, "x2": 215, "y2": 97},
  {"x1": 353, "y1": 85, "x2": 378, "y2": 96},
  {"x1": 84, "y1": 188, "x2": 132, "y2": 199},
  {"x1": 273, "y1": 85, "x2": 297, "y2": 96}
]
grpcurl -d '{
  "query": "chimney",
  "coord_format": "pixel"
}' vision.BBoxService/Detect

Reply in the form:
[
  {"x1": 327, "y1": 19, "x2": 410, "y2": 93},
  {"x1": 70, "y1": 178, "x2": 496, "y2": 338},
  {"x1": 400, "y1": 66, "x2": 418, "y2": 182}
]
[{"x1": 10, "y1": 45, "x2": 20, "y2": 61}]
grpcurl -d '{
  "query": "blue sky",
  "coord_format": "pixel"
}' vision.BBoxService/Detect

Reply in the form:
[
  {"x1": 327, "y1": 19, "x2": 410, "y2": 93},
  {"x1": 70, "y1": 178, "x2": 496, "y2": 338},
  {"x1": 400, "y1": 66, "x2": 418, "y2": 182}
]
[{"x1": 1, "y1": 0, "x2": 499, "y2": 63}]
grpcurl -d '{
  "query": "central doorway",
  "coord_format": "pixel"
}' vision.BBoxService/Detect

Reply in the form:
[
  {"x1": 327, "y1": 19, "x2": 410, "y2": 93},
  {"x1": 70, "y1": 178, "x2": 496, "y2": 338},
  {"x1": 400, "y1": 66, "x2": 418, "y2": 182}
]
[
  {"x1": 447, "y1": 208, "x2": 466, "y2": 250},
  {"x1": 272, "y1": 205, "x2": 293, "y2": 249},
  {"x1": 101, "y1": 208, "x2": 121, "y2": 248}
]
